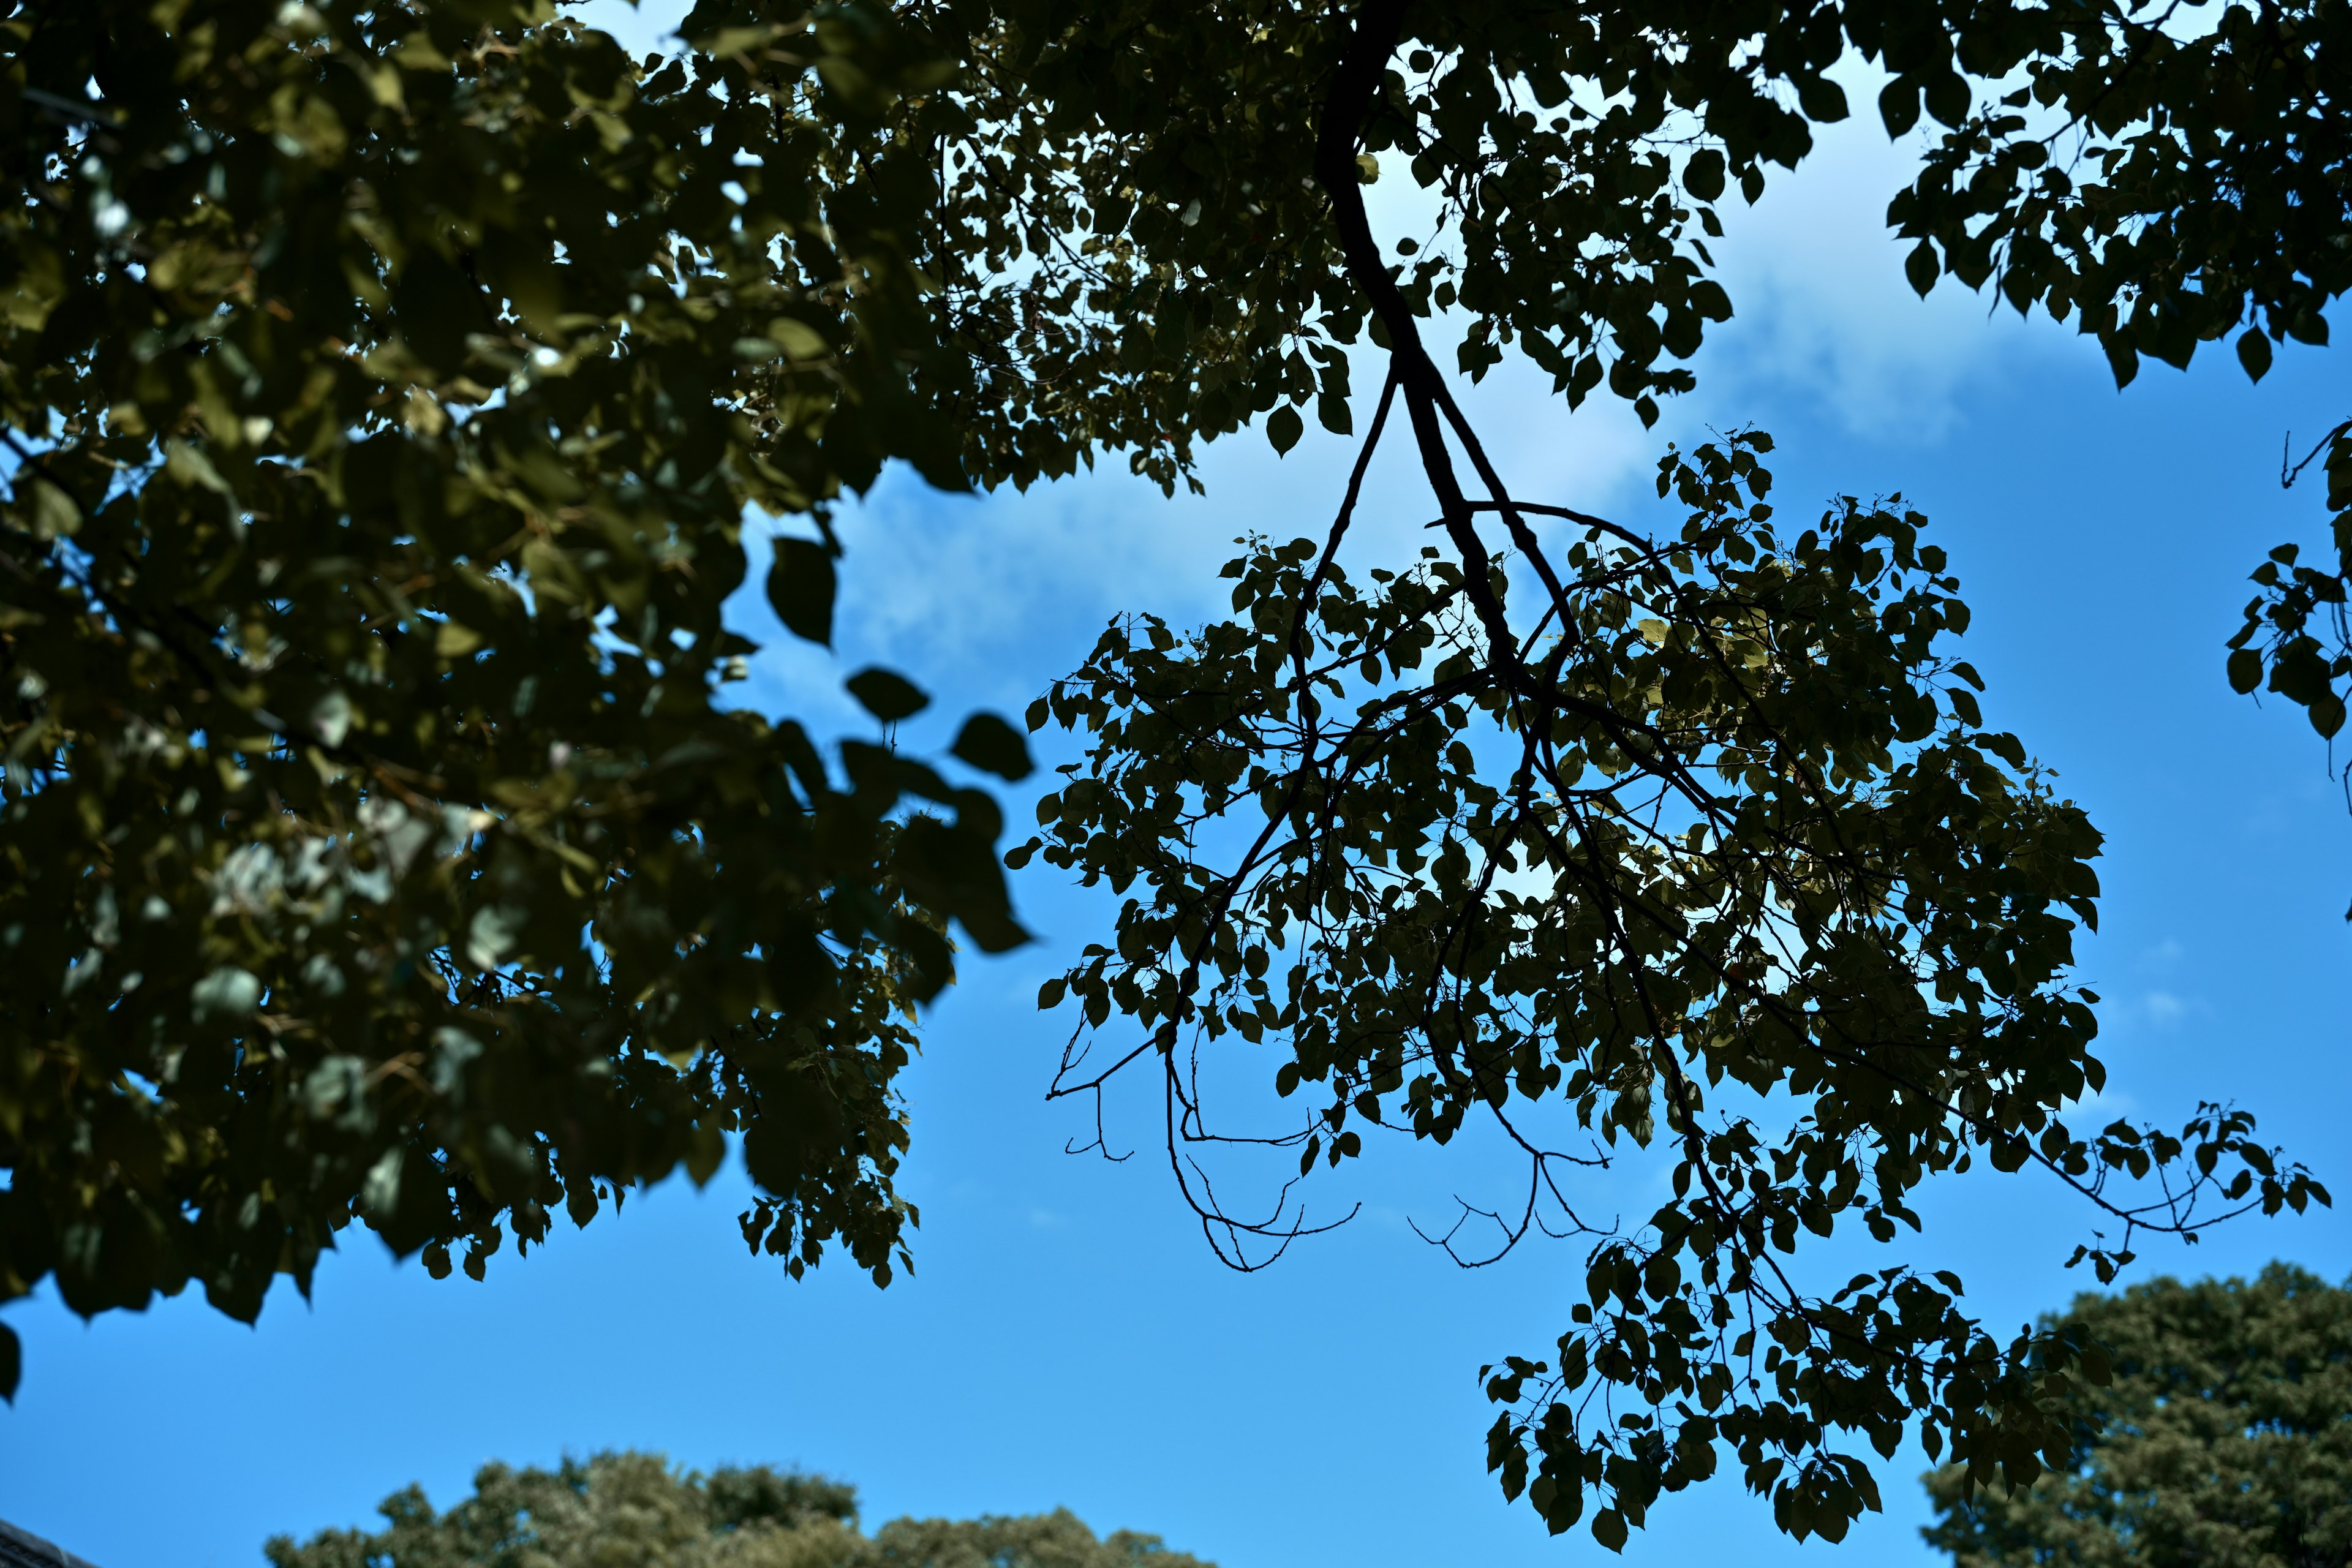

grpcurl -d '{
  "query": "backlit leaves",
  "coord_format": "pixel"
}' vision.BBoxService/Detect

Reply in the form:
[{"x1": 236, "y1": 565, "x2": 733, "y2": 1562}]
[
  {"x1": 1886, "y1": 0, "x2": 2352, "y2": 386},
  {"x1": 1022, "y1": 433, "x2": 2321, "y2": 1548},
  {"x1": 2230, "y1": 428, "x2": 2352, "y2": 780}
]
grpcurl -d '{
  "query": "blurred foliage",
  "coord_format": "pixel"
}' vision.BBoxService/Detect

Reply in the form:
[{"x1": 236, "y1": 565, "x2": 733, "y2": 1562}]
[
  {"x1": 1923, "y1": 1264, "x2": 2352, "y2": 1568},
  {"x1": 264, "y1": 1451, "x2": 1215, "y2": 1568}
]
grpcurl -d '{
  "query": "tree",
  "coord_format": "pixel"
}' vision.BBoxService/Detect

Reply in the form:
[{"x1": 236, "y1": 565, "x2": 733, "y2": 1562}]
[
  {"x1": 972, "y1": 0, "x2": 2333, "y2": 1549},
  {"x1": 0, "y1": 0, "x2": 1030, "y2": 1400},
  {"x1": 1922, "y1": 1264, "x2": 2352, "y2": 1568},
  {"x1": 263, "y1": 1450, "x2": 1216, "y2": 1568},
  {"x1": 0, "y1": 0, "x2": 2335, "y2": 1551}
]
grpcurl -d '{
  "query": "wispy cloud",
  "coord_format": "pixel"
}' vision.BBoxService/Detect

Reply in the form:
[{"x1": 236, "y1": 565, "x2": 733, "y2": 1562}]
[{"x1": 1689, "y1": 66, "x2": 2076, "y2": 443}]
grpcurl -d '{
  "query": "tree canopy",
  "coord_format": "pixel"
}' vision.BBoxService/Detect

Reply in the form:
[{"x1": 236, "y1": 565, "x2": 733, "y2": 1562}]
[
  {"x1": 1923, "y1": 1264, "x2": 2352, "y2": 1568},
  {"x1": 0, "y1": 0, "x2": 1030, "y2": 1393},
  {"x1": 0, "y1": 0, "x2": 2340, "y2": 1553},
  {"x1": 265, "y1": 1449, "x2": 1216, "y2": 1568}
]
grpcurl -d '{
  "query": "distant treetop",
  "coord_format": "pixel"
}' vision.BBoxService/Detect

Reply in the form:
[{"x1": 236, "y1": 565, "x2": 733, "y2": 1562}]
[
  {"x1": 264, "y1": 1451, "x2": 1216, "y2": 1568},
  {"x1": 1923, "y1": 1264, "x2": 2352, "y2": 1568}
]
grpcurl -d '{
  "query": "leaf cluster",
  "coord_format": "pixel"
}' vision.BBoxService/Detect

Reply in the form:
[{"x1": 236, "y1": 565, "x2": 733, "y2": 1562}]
[
  {"x1": 0, "y1": 0, "x2": 1031, "y2": 1397},
  {"x1": 1887, "y1": 0, "x2": 2352, "y2": 386},
  {"x1": 1021, "y1": 432, "x2": 2324, "y2": 1548},
  {"x1": 2227, "y1": 425, "x2": 2352, "y2": 820},
  {"x1": 899, "y1": 0, "x2": 2352, "y2": 484}
]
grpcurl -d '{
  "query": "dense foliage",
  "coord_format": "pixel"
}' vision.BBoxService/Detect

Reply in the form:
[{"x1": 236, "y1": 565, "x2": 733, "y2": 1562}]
[
  {"x1": 3, "y1": 0, "x2": 2342, "y2": 1549},
  {"x1": 265, "y1": 1450, "x2": 1216, "y2": 1568},
  {"x1": 0, "y1": 0, "x2": 1030, "y2": 1399},
  {"x1": 1923, "y1": 1265, "x2": 2352, "y2": 1568}
]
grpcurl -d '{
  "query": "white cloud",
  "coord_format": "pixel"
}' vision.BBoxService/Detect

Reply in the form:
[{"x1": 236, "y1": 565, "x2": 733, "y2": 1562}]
[
  {"x1": 575, "y1": 0, "x2": 690, "y2": 57},
  {"x1": 1689, "y1": 69, "x2": 2075, "y2": 442}
]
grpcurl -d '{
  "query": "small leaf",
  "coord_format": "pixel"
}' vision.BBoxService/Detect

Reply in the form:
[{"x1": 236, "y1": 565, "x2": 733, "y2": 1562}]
[
  {"x1": 0, "y1": 1320, "x2": 17, "y2": 1402},
  {"x1": 191, "y1": 965, "x2": 262, "y2": 1022},
  {"x1": 1683, "y1": 148, "x2": 1725, "y2": 202},
  {"x1": 466, "y1": 904, "x2": 526, "y2": 970},
  {"x1": 952, "y1": 712, "x2": 1033, "y2": 780},
  {"x1": 309, "y1": 688, "x2": 353, "y2": 747},
  {"x1": 1905, "y1": 242, "x2": 1939, "y2": 297},
  {"x1": 435, "y1": 622, "x2": 484, "y2": 658},
  {"x1": 1267, "y1": 404, "x2": 1304, "y2": 455},
  {"x1": 847, "y1": 668, "x2": 929, "y2": 722},
  {"x1": 768, "y1": 317, "x2": 832, "y2": 360},
  {"x1": 2237, "y1": 328, "x2": 2274, "y2": 382},
  {"x1": 164, "y1": 438, "x2": 231, "y2": 495},
  {"x1": 1879, "y1": 78, "x2": 1921, "y2": 137},
  {"x1": 1796, "y1": 74, "x2": 1849, "y2": 123},
  {"x1": 2227, "y1": 648, "x2": 2264, "y2": 694},
  {"x1": 1924, "y1": 70, "x2": 1971, "y2": 127},
  {"x1": 2105, "y1": 340, "x2": 2141, "y2": 388},
  {"x1": 28, "y1": 478, "x2": 78, "y2": 538},
  {"x1": 2311, "y1": 692, "x2": 2346, "y2": 738},
  {"x1": 767, "y1": 537, "x2": 836, "y2": 646},
  {"x1": 1592, "y1": 1508, "x2": 1628, "y2": 1553}
]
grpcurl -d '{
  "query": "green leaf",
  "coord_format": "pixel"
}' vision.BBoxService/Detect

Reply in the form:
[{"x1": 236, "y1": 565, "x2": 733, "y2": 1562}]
[
  {"x1": 1923, "y1": 70, "x2": 1971, "y2": 128},
  {"x1": 1879, "y1": 78, "x2": 1921, "y2": 137},
  {"x1": 767, "y1": 537, "x2": 837, "y2": 647},
  {"x1": 1905, "y1": 242, "x2": 1939, "y2": 298},
  {"x1": 1593, "y1": 1508, "x2": 1628, "y2": 1552},
  {"x1": 1796, "y1": 75, "x2": 1849, "y2": 123},
  {"x1": 2236, "y1": 328, "x2": 2273, "y2": 382},
  {"x1": 1266, "y1": 404, "x2": 1304, "y2": 455},
  {"x1": 1683, "y1": 148, "x2": 1726, "y2": 202},
  {"x1": 2105, "y1": 341, "x2": 2141, "y2": 388},
  {"x1": 27, "y1": 478, "x2": 78, "y2": 538},
  {"x1": 0, "y1": 1321, "x2": 16, "y2": 1403},
  {"x1": 2228, "y1": 648, "x2": 2264, "y2": 694},
  {"x1": 952, "y1": 713, "x2": 1034, "y2": 780},
  {"x1": 2311, "y1": 692, "x2": 2346, "y2": 738},
  {"x1": 846, "y1": 668, "x2": 930, "y2": 723}
]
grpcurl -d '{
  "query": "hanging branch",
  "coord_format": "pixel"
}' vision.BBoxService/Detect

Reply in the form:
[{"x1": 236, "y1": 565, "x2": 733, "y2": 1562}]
[{"x1": 1021, "y1": 0, "x2": 2327, "y2": 1547}]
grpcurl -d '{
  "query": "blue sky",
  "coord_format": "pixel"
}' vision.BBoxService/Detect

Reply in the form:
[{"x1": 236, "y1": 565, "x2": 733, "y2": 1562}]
[{"x1": 5, "y1": 29, "x2": 2350, "y2": 1568}]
